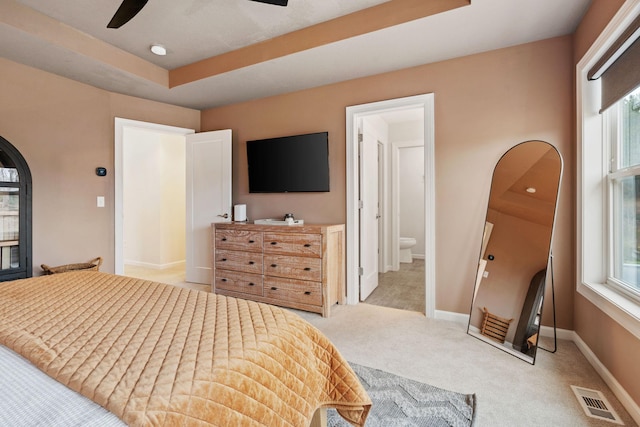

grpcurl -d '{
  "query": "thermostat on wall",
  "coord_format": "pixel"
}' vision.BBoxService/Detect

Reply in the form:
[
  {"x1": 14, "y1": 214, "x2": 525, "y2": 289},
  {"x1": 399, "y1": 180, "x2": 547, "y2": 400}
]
[{"x1": 96, "y1": 167, "x2": 107, "y2": 176}]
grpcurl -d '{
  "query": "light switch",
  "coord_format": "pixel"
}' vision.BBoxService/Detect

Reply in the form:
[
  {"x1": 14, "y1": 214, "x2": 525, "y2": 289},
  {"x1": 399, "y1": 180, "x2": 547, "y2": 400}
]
[{"x1": 97, "y1": 196, "x2": 105, "y2": 207}]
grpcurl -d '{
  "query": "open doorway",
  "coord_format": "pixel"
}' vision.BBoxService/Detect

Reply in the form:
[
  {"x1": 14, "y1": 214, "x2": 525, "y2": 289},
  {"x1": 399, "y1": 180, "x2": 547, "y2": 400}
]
[
  {"x1": 345, "y1": 94, "x2": 435, "y2": 317},
  {"x1": 114, "y1": 118, "x2": 195, "y2": 287},
  {"x1": 365, "y1": 111, "x2": 426, "y2": 313}
]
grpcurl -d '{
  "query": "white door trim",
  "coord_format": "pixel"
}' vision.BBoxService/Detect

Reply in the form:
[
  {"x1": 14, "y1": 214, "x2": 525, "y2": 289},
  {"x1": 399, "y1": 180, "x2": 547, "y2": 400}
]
[
  {"x1": 114, "y1": 118, "x2": 195, "y2": 275},
  {"x1": 346, "y1": 94, "x2": 436, "y2": 317}
]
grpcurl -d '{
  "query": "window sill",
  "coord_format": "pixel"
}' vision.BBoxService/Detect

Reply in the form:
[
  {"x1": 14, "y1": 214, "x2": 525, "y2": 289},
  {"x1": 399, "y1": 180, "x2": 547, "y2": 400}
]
[{"x1": 578, "y1": 281, "x2": 640, "y2": 340}]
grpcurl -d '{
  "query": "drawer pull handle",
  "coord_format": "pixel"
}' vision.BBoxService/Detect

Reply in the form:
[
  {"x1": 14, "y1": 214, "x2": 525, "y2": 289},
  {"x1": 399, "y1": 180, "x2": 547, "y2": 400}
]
[
  {"x1": 271, "y1": 287, "x2": 278, "y2": 291},
  {"x1": 249, "y1": 261, "x2": 255, "y2": 265},
  {"x1": 248, "y1": 283, "x2": 255, "y2": 286},
  {"x1": 249, "y1": 240, "x2": 255, "y2": 243},
  {"x1": 221, "y1": 237, "x2": 227, "y2": 241},
  {"x1": 304, "y1": 244, "x2": 311, "y2": 247},
  {"x1": 304, "y1": 267, "x2": 311, "y2": 271},
  {"x1": 270, "y1": 242, "x2": 278, "y2": 245},
  {"x1": 221, "y1": 278, "x2": 227, "y2": 282},
  {"x1": 221, "y1": 258, "x2": 227, "y2": 262},
  {"x1": 271, "y1": 264, "x2": 277, "y2": 268},
  {"x1": 304, "y1": 291, "x2": 311, "y2": 295}
]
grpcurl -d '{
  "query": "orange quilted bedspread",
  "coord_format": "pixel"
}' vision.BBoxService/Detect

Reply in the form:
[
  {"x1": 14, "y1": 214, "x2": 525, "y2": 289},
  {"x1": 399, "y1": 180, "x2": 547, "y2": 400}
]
[{"x1": 0, "y1": 271, "x2": 370, "y2": 426}]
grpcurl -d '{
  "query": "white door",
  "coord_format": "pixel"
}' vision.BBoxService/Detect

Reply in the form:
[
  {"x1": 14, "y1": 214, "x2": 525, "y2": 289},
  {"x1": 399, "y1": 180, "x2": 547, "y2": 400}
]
[
  {"x1": 185, "y1": 130, "x2": 232, "y2": 284},
  {"x1": 359, "y1": 120, "x2": 379, "y2": 300},
  {"x1": 377, "y1": 142, "x2": 385, "y2": 272}
]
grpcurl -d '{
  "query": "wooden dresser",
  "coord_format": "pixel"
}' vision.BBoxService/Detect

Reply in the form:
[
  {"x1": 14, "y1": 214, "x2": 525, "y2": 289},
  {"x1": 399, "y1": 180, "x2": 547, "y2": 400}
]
[{"x1": 212, "y1": 222, "x2": 345, "y2": 317}]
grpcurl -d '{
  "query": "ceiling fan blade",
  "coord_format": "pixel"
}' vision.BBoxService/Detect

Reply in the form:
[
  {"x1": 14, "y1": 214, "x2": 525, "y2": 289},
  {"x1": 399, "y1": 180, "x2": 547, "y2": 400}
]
[
  {"x1": 107, "y1": 0, "x2": 149, "y2": 28},
  {"x1": 250, "y1": 0, "x2": 289, "y2": 6}
]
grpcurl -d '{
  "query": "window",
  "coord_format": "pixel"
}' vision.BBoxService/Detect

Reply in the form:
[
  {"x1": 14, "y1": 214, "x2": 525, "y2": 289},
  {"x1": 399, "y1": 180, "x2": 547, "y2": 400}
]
[
  {"x1": 607, "y1": 86, "x2": 640, "y2": 300},
  {"x1": 577, "y1": 3, "x2": 640, "y2": 335}
]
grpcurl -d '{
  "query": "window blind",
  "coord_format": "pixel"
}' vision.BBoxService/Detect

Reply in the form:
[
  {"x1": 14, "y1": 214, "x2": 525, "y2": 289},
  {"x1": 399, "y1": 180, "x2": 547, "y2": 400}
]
[{"x1": 588, "y1": 13, "x2": 640, "y2": 112}]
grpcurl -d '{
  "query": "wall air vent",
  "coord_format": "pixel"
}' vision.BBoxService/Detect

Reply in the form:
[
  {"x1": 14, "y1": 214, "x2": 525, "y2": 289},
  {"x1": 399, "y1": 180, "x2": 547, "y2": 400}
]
[{"x1": 570, "y1": 385, "x2": 623, "y2": 425}]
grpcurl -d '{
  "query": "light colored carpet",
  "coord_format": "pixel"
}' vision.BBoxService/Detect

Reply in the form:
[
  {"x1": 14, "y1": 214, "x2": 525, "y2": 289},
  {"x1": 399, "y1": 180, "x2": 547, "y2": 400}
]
[
  {"x1": 296, "y1": 304, "x2": 638, "y2": 427},
  {"x1": 125, "y1": 265, "x2": 637, "y2": 426}
]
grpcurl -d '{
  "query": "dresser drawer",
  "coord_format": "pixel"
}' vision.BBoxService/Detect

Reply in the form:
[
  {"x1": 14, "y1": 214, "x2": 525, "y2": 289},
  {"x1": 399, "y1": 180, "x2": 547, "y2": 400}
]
[
  {"x1": 264, "y1": 277, "x2": 322, "y2": 306},
  {"x1": 263, "y1": 233, "x2": 322, "y2": 257},
  {"x1": 215, "y1": 250, "x2": 263, "y2": 274},
  {"x1": 215, "y1": 270, "x2": 263, "y2": 296},
  {"x1": 215, "y1": 230, "x2": 263, "y2": 252},
  {"x1": 264, "y1": 254, "x2": 322, "y2": 281},
  {"x1": 213, "y1": 222, "x2": 345, "y2": 317}
]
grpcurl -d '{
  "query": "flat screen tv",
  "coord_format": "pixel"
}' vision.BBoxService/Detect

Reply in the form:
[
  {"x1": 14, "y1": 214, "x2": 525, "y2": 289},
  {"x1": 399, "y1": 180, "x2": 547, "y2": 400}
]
[{"x1": 246, "y1": 132, "x2": 330, "y2": 193}]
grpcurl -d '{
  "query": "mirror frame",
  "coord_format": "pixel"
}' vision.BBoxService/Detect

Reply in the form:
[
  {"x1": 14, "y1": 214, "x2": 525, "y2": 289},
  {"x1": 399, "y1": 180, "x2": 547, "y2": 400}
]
[{"x1": 466, "y1": 140, "x2": 563, "y2": 364}]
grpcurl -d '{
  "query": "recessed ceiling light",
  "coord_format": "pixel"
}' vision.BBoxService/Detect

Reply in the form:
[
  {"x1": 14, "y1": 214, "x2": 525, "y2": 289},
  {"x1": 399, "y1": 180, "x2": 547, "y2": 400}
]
[
  {"x1": 150, "y1": 44, "x2": 167, "y2": 56},
  {"x1": 526, "y1": 187, "x2": 536, "y2": 193}
]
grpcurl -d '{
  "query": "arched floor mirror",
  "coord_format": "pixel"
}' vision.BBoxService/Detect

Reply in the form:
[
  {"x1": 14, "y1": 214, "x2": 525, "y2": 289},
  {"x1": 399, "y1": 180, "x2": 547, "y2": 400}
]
[{"x1": 467, "y1": 140, "x2": 562, "y2": 364}]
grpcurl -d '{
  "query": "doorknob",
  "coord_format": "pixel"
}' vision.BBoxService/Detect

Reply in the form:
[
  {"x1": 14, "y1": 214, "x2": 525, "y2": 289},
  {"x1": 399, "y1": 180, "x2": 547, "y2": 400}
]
[{"x1": 217, "y1": 213, "x2": 229, "y2": 219}]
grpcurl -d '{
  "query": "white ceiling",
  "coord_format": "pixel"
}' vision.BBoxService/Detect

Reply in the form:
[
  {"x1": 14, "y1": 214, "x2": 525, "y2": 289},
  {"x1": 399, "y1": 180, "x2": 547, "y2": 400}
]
[{"x1": 1, "y1": 0, "x2": 592, "y2": 110}]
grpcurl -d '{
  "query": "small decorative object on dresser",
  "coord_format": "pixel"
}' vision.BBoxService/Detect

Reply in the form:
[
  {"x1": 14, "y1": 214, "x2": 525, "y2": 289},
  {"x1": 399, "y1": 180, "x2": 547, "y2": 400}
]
[{"x1": 212, "y1": 222, "x2": 345, "y2": 317}]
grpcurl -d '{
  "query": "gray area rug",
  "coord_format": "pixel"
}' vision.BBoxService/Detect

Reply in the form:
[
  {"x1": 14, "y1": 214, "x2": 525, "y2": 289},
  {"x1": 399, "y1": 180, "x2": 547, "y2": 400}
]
[{"x1": 328, "y1": 363, "x2": 476, "y2": 427}]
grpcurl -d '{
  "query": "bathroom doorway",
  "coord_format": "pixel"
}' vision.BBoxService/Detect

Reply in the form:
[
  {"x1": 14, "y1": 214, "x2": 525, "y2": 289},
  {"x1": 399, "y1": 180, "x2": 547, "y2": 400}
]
[
  {"x1": 365, "y1": 130, "x2": 426, "y2": 313},
  {"x1": 345, "y1": 94, "x2": 435, "y2": 317}
]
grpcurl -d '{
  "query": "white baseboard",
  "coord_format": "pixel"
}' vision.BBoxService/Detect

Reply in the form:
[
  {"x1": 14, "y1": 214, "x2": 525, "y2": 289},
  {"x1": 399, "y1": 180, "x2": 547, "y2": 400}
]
[
  {"x1": 573, "y1": 332, "x2": 640, "y2": 425},
  {"x1": 434, "y1": 310, "x2": 469, "y2": 326},
  {"x1": 538, "y1": 325, "x2": 574, "y2": 341},
  {"x1": 124, "y1": 260, "x2": 185, "y2": 270},
  {"x1": 436, "y1": 310, "x2": 639, "y2": 423},
  {"x1": 381, "y1": 265, "x2": 394, "y2": 273},
  {"x1": 437, "y1": 311, "x2": 600, "y2": 339},
  {"x1": 435, "y1": 311, "x2": 575, "y2": 340}
]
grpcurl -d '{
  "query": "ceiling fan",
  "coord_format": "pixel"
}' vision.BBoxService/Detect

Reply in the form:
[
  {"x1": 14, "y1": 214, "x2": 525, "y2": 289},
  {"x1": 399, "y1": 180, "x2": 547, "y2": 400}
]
[{"x1": 108, "y1": 0, "x2": 289, "y2": 29}]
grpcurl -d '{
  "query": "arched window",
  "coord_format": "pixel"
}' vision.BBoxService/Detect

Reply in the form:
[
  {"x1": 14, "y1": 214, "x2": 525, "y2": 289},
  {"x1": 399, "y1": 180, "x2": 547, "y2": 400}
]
[{"x1": 0, "y1": 136, "x2": 32, "y2": 281}]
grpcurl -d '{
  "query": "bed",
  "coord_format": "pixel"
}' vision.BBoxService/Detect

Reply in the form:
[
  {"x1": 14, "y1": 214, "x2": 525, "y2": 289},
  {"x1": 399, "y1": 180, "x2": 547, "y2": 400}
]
[{"x1": 0, "y1": 271, "x2": 371, "y2": 426}]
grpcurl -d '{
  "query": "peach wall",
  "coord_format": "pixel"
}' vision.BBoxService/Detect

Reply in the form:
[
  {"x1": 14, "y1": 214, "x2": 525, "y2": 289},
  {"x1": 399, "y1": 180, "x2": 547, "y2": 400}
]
[
  {"x1": 201, "y1": 36, "x2": 574, "y2": 323},
  {"x1": 573, "y1": 0, "x2": 626, "y2": 63},
  {"x1": 572, "y1": 0, "x2": 640, "y2": 409},
  {"x1": 0, "y1": 58, "x2": 199, "y2": 274}
]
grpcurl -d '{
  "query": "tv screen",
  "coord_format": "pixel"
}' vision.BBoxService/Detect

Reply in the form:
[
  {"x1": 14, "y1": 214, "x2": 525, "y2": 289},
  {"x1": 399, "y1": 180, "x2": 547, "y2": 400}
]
[{"x1": 246, "y1": 132, "x2": 330, "y2": 193}]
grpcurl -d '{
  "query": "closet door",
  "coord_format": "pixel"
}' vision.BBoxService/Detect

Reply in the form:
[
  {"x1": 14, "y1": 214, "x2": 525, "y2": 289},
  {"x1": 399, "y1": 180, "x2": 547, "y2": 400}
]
[{"x1": 0, "y1": 136, "x2": 32, "y2": 281}]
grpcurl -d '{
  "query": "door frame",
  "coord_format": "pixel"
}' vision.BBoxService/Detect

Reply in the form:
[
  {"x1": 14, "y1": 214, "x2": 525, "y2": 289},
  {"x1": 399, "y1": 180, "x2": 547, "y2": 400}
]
[
  {"x1": 345, "y1": 94, "x2": 436, "y2": 317},
  {"x1": 114, "y1": 118, "x2": 195, "y2": 275}
]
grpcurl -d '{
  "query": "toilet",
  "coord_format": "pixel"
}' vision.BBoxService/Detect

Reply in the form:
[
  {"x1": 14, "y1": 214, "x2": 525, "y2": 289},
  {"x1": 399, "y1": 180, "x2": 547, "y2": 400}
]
[{"x1": 399, "y1": 237, "x2": 417, "y2": 263}]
